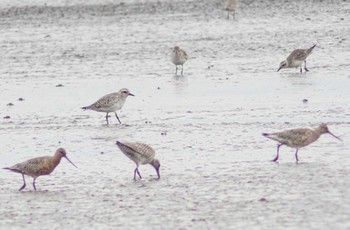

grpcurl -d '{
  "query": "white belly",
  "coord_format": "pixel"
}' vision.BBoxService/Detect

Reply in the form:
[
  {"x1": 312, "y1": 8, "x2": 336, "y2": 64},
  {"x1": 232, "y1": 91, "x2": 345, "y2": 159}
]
[
  {"x1": 290, "y1": 60, "x2": 303, "y2": 68},
  {"x1": 96, "y1": 102, "x2": 123, "y2": 113}
]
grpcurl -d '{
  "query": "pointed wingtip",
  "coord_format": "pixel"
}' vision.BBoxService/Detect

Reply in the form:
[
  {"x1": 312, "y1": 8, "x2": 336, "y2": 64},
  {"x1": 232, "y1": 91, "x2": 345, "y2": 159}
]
[{"x1": 262, "y1": 133, "x2": 269, "y2": 137}]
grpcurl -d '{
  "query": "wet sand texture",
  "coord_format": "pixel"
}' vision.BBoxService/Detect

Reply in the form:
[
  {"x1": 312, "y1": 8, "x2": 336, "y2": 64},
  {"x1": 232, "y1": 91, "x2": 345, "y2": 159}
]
[{"x1": 1, "y1": 0, "x2": 350, "y2": 229}]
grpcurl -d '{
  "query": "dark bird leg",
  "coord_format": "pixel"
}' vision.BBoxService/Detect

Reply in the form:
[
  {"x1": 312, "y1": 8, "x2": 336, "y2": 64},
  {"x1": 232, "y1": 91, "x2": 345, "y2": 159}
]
[
  {"x1": 19, "y1": 174, "x2": 26, "y2": 191},
  {"x1": 232, "y1": 11, "x2": 236, "y2": 20},
  {"x1": 114, "y1": 112, "x2": 121, "y2": 124},
  {"x1": 181, "y1": 65, "x2": 184, "y2": 75},
  {"x1": 295, "y1": 149, "x2": 299, "y2": 162},
  {"x1": 134, "y1": 168, "x2": 138, "y2": 180},
  {"x1": 136, "y1": 168, "x2": 142, "y2": 179},
  {"x1": 133, "y1": 167, "x2": 142, "y2": 180},
  {"x1": 105, "y1": 113, "x2": 109, "y2": 125},
  {"x1": 300, "y1": 65, "x2": 303, "y2": 73},
  {"x1": 175, "y1": 66, "x2": 178, "y2": 75},
  {"x1": 32, "y1": 178, "x2": 37, "y2": 191},
  {"x1": 227, "y1": 11, "x2": 229, "y2": 19},
  {"x1": 272, "y1": 144, "x2": 283, "y2": 162},
  {"x1": 304, "y1": 60, "x2": 309, "y2": 72}
]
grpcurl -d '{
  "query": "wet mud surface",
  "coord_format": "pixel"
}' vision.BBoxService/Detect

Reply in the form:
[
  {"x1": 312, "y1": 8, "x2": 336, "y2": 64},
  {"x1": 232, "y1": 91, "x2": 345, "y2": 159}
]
[{"x1": 1, "y1": 0, "x2": 350, "y2": 229}]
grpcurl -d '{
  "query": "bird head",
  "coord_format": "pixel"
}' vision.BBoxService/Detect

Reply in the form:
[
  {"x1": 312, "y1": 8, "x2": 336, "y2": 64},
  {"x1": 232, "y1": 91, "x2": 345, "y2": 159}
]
[
  {"x1": 277, "y1": 60, "x2": 287, "y2": 72},
  {"x1": 318, "y1": 123, "x2": 342, "y2": 141},
  {"x1": 119, "y1": 88, "x2": 134, "y2": 97},
  {"x1": 56, "y1": 148, "x2": 77, "y2": 168},
  {"x1": 151, "y1": 159, "x2": 161, "y2": 179}
]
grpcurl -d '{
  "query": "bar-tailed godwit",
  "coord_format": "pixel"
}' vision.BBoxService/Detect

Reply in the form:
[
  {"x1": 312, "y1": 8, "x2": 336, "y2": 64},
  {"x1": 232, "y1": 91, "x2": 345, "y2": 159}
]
[
  {"x1": 3, "y1": 148, "x2": 77, "y2": 191},
  {"x1": 277, "y1": 44, "x2": 316, "y2": 73},
  {"x1": 82, "y1": 88, "x2": 134, "y2": 125},
  {"x1": 116, "y1": 141, "x2": 160, "y2": 180},
  {"x1": 170, "y1": 46, "x2": 188, "y2": 76},
  {"x1": 262, "y1": 123, "x2": 342, "y2": 162}
]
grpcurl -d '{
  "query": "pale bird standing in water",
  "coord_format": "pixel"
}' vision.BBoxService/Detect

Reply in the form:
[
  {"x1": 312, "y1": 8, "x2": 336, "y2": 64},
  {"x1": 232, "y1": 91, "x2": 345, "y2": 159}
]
[
  {"x1": 170, "y1": 46, "x2": 188, "y2": 75},
  {"x1": 81, "y1": 88, "x2": 134, "y2": 125},
  {"x1": 3, "y1": 148, "x2": 77, "y2": 191},
  {"x1": 116, "y1": 141, "x2": 160, "y2": 180},
  {"x1": 277, "y1": 44, "x2": 316, "y2": 73},
  {"x1": 224, "y1": 0, "x2": 238, "y2": 19},
  {"x1": 262, "y1": 123, "x2": 342, "y2": 162}
]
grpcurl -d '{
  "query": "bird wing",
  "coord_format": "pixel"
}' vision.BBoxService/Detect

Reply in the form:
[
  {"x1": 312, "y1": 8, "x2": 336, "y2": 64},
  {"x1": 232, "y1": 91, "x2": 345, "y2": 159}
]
[
  {"x1": 268, "y1": 128, "x2": 312, "y2": 147},
  {"x1": 121, "y1": 142, "x2": 155, "y2": 158},
  {"x1": 288, "y1": 49, "x2": 308, "y2": 61},
  {"x1": 91, "y1": 92, "x2": 119, "y2": 109},
  {"x1": 182, "y1": 50, "x2": 189, "y2": 60},
  {"x1": 11, "y1": 156, "x2": 52, "y2": 176}
]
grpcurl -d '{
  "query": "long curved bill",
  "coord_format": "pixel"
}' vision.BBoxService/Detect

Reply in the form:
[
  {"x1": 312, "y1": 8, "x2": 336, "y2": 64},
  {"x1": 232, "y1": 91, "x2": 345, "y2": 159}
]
[
  {"x1": 328, "y1": 131, "x2": 342, "y2": 141},
  {"x1": 65, "y1": 156, "x2": 78, "y2": 168}
]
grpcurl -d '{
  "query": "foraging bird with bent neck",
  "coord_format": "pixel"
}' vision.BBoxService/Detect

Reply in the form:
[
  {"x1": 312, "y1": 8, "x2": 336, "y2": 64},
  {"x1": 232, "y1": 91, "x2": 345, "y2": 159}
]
[
  {"x1": 3, "y1": 148, "x2": 77, "y2": 191},
  {"x1": 262, "y1": 123, "x2": 342, "y2": 162},
  {"x1": 116, "y1": 141, "x2": 160, "y2": 180},
  {"x1": 277, "y1": 44, "x2": 316, "y2": 73}
]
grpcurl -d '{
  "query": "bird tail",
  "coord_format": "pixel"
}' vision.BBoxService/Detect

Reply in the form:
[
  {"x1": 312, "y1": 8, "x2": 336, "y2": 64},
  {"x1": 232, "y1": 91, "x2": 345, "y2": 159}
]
[
  {"x1": 307, "y1": 44, "x2": 316, "y2": 53},
  {"x1": 81, "y1": 105, "x2": 91, "y2": 110},
  {"x1": 3, "y1": 167, "x2": 21, "y2": 173}
]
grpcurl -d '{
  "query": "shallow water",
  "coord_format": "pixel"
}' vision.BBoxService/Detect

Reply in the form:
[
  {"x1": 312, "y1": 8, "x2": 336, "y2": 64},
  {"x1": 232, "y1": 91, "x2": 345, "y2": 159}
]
[{"x1": 0, "y1": 0, "x2": 350, "y2": 229}]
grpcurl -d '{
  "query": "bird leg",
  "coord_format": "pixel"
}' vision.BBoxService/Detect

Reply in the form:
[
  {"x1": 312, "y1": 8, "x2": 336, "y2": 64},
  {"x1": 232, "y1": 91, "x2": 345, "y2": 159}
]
[
  {"x1": 295, "y1": 149, "x2": 299, "y2": 162},
  {"x1": 105, "y1": 112, "x2": 109, "y2": 125},
  {"x1": 114, "y1": 112, "x2": 121, "y2": 124},
  {"x1": 300, "y1": 65, "x2": 303, "y2": 73},
  {"x1": 175, "y1": 66, "x2": 178, "y2": 75},
  {"x1": 134, "y1": 168, "x2": 137, "y2": 180},
  {"x1": 136, "y1": 168, "x2": 142, "y2": 179},
  {"x1": 304, "y1": 60, "x2": 309, "y2": 72},
  {"x1": 272, "y1": 144, "x2": 283, "y2": 162},
  {"x1": 19, "y1": 174, "x2": 26, "y2": 191},
  {"x1": 32, "y1": 178, "x2": 37, "y2": 191},
  {"x1": 181, "y1": 65, "x2": 184, "y2": 75},
  {"x1": 133, "y1": 167, "x2": 142, "y2": 180}
]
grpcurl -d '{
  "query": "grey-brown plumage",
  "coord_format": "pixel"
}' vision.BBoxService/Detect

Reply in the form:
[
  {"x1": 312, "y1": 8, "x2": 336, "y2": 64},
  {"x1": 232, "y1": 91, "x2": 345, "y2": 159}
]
[
  {"x1": 116, "y1": 141, "x2": 160, "y2": 180},
  {"x1": 224, "y1": 0, "x2": 238, "y2": 19},
  {"x1": 170, "y1": 46, "x2": 188, "y2": 75},
  {"x1": 277, "y1": 44, "x2": 316, "y2": 73},
  {"x1": 262, "y1": 123, "x2": 342, "y2": 162},
  {"x1": 81, "y1": 88, "x2": 134, "y2": 125},
  {"x1": 3, "y1": 148, "x2": 77, "y2": 191}
]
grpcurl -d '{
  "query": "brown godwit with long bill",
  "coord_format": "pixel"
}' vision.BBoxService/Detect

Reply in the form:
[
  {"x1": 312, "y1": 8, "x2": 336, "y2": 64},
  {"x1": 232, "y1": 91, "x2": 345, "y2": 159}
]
[
  {"x1": 3, "y1": 148, "x2": 77, "y2": 191},
  {"x1": 116, "y1": 141, "x2": 160, "y2": 180},
  {"x1": 262, "y1": 123, "x2": 342, "y2": 162}
]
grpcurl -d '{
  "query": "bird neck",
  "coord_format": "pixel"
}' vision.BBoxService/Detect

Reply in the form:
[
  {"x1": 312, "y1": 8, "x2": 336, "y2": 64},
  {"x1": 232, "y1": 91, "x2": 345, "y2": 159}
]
[
  {"x1": 52, "y1": 154, "x2": 63, "y2": 166},
  {"x1": 150, "y1": 159, "x2": 158, "y2": 168},
  {"x1": 312, "y1": 127, "x2": 324, "y2": 140}
]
